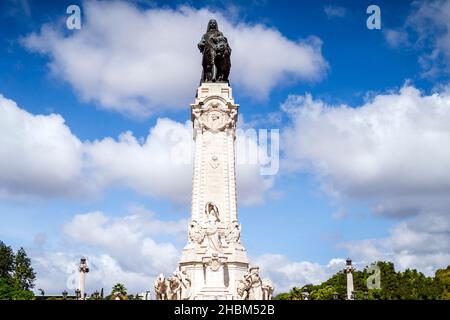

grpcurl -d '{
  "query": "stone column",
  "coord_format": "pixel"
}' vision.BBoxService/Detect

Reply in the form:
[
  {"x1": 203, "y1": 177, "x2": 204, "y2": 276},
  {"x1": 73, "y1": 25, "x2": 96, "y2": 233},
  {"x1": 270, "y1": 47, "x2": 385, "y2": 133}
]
[
  {"x1": 169, "y1": 82, "x2": 271, "y2": 300},
  {"x1": 190, "y1": 83, "x2": 239, "y2": 226},
  {"x1": 78, "y1": 257, "x2": 89, "y2": 300},
  {"x1": 345, "y1": 258, "x2": 355, "y2": 300}
]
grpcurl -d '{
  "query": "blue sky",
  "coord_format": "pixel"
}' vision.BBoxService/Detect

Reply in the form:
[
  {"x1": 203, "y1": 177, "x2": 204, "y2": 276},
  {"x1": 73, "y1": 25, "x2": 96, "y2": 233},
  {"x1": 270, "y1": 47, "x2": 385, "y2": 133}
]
[{"x1": 1, "y1": 0, "x2": 450, "y2": 294}]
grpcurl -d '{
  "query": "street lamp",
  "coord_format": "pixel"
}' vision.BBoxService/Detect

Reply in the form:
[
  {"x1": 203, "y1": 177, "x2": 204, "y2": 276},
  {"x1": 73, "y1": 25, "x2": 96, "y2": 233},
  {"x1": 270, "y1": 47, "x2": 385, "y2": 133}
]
[
  {"x1": 93, "y1": 290, "x2": 99, "y2": 300},
  {"x1": 364, "y1": 291, "x2": 369, "y2": 300},
  {"x1": 62, "y1": 290, "x2": 68, "y2": 300},
  {"x1": 332, "y1": 291, "x2": 339, "y2": 300},
  {"x1": 75, "y1": 288, "x2": 81, "y2": 300},
  {"x1": 302, "y1": 289, "x2": 309, "y2": 301}
]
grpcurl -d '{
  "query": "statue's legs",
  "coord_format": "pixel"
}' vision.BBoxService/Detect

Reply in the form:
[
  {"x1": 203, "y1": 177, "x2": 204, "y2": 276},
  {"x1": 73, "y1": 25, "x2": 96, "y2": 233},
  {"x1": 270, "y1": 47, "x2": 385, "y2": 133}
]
[
  {"x1": 202, "y1": 50, "x2": 215, "y2": 82},
  {"x1": 204, "y1": 65, "x2": 213, "y2": 82}
]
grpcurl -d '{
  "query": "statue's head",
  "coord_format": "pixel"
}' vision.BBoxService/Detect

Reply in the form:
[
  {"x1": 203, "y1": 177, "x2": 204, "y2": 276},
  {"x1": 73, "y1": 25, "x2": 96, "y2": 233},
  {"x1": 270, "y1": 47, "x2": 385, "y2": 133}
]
[
  {"x1": 205, "y1": 202, "x2": 219, "y2": 218},
  {"x1": 249, "y1": 266, "x2": 260, "y2": 275},
  {"x1": 207, "y1": 19, "x2": 218, "y2": 32}
]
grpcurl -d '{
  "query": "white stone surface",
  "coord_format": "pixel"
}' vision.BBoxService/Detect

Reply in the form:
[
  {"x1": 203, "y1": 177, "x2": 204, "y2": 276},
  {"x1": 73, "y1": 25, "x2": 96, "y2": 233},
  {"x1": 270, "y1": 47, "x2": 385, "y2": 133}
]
[
  {"x1": 78, "y1": 257, "x2": 89, "y2": 300},
  {"x1": 345, "y1": 259, "x2": 355, "y2": 300},
  {"x1": 155, "y1": 82, "x2": 272, "y2": 300}
]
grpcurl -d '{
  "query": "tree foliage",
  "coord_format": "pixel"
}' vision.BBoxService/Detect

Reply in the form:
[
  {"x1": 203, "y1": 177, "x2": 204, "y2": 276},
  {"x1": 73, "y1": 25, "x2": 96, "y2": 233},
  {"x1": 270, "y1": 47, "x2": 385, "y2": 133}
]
[
  {"x1": 435, "y1": 265, "x2": 450, "y2": 300},
  {"x1": 14, "y1": 247, "x2": 36, "y2": 291},
  {"x1": 111, "y1": 283, "x2": 128, "y2": 300},
  {"x1": 276, "y1": 261, "x2": 450, "y2": 300},
  {"x1": 0, "y1": 241, "x2": 14, "y2": 278},
  {"x1": 0, "y1": 277, "x2": 34, "y2": 300},
  {"x1": 0, "y1": 241, "x2": 35, "y2": 300}
]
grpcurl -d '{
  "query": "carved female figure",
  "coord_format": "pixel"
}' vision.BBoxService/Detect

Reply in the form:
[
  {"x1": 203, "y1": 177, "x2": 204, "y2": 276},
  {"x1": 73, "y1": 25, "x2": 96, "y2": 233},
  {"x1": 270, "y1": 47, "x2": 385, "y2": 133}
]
[{"x1": 204, "y1": 202, "x2": 222, "y2": 253}]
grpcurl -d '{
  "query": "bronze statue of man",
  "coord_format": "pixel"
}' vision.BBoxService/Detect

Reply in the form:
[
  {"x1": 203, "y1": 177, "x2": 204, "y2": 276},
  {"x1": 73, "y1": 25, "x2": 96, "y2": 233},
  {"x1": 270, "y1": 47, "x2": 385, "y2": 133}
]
[{"x1": 198, "y1": 19, "x2": 231, "y2": 83}]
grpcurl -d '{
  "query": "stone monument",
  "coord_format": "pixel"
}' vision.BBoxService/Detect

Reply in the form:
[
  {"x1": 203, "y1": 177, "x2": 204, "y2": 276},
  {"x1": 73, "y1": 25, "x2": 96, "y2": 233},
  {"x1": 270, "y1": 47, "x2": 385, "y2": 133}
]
[
  {"x1": 154, "y1": 19, "x2": 273, "y2": 300},
  {"x1": 345, "y1": 258, "x2": 355, "y2": 300},
  {"x1": 78, "y1": 257, "x2": 89, "y2": 300}
]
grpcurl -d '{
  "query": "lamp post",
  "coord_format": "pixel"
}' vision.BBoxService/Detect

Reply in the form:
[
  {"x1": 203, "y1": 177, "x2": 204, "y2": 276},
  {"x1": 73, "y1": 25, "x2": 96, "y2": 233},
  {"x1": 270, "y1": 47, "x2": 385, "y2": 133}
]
[
  {"x1": 332, "y1": 291, "x2": 339, "y2": 300},
  {"x1": 93, "y1": 290, "x2": 99, "y2": 300},
  {"x1": 62, "y1": 290, "x2": 68, "y2": 300},
  {"x1": 344, "y1": 258, "x2": 355, "y2": 300},
  {"x1": 78, "y1": 257, "x2": 89, "y2": 300},
  {"x1": 302, "y1": 288, "x2": 309, "y2": 301}
]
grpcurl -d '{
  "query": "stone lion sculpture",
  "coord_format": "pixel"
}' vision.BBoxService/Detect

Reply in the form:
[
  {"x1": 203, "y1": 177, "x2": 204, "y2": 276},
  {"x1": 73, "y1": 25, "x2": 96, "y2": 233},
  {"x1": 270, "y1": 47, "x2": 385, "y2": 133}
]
[{"x1": 213, "y1": 36, "x2": 231, "y2": 82}]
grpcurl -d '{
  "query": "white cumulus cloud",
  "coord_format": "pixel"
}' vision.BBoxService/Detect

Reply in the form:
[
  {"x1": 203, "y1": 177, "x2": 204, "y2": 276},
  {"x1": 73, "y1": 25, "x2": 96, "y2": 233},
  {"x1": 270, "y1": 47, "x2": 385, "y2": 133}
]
[
  {"x1": 0, "y1": 94, "x2": 86, "y2": 199},
  {"x1": 282, "y1": 85, "x2": 450, "y2": 218},
  {"x1": 339, "y1": 212, "x2": 450, "y2": 276},
  {"x1": 282, "y1": 84, "x2": 450, "y2": 276},
  {"x1": 0, "y1": 94, "x2": 273, "y2": 205},
  {"x1": 33, "y1": 251, "x2": 156, "y2": 296},
  {"x1": 23, "y1": 1, "x2": 328, "y2": 117},
  {"x1": 62, "y1": 209, "x2": 184, "y2": 274},
  {"x1": 32, "y1": 206, "x2": 189, "y2": 296},
  {"x1": 254, "y1": 254, "x2": 346, "y2": 293},
  {"x1": 384, "y1": 0, "x2": 450, "y2": 77}
]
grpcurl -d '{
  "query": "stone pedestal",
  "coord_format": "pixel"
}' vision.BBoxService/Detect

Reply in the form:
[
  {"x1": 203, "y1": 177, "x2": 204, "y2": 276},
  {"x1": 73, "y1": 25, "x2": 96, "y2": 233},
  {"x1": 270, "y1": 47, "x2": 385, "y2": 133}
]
[
  {"x1": 345, "y1": 258, "x2": 355, "y2": 300},
  {"x1": 181, "y1": 83, "x2": 247, "y2": 299},
  {"x1": 78, "y1": 257, "x2": 89, "y2": 300},
  {"x1": 155, "y1": 83, "x2": 273, "y2": 300}
]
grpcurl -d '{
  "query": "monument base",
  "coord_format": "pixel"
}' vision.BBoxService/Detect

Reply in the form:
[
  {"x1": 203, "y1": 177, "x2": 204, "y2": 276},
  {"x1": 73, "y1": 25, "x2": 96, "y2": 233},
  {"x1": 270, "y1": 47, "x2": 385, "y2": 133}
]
[
  {"x1": 178, "y1": 242, "x2": 249, "y2": 299},
  {"x1": 153, "y1": 82, "x2": 274, "y2": 300}
]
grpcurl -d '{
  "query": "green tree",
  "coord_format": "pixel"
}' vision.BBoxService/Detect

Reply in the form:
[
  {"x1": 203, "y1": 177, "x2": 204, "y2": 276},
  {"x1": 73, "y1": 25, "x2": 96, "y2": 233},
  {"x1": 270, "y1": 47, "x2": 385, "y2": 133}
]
[
  {"x1": 273, "y1": 292, "x2": 290, "y2": 300},
  {"x1": 0, "y1": 241, "x2": 36, "y2": 300},
  {"x1": 435, "y1": 266, "x2": 450, "y2": 300},
  {"x1": 0, "y1": 241, "x2": 14, "y2": 278},
  {"x1": 288, "y1": 286, "x2": 303, "y2": 300},
  {"x1": 14, "y1": 247, "x2": 36, "y2": 291},
  {"x1": 310, "y1": 285, "x2": 335, "y2": 300},
  {"x1": 111, "y1": 283, "x2": 128, "y2": 300},
  {"x1": 0, "y1": 277, "x2": 34, "y2": 300},
  {"x1": 275, "y1": 261, "x2": 449, "y2": 300}
]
